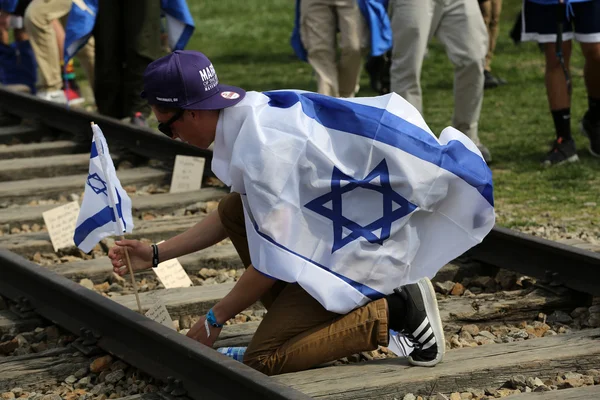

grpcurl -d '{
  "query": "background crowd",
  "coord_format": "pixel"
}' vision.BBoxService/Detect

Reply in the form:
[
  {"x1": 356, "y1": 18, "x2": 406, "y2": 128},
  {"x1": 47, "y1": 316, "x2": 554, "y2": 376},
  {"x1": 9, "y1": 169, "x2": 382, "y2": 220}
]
[{"x1": 1, "y1": 0, "x2": 599, "y2": 166}]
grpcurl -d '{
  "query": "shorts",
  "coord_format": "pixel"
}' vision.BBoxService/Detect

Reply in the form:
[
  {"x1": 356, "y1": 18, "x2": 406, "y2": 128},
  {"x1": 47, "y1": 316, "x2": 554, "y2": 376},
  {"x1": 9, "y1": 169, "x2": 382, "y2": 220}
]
[{"x1": 521, "y1": 0, "x2": 600, "y2": 43}]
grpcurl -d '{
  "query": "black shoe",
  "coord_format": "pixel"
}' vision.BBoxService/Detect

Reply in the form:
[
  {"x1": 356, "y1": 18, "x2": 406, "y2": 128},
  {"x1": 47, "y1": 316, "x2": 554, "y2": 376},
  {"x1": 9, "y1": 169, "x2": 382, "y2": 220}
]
[
  {"x1": 541, "y1": 137, "x2": 579, "y2": 167},
  {"x1": 477, "y1": 144, "x2": 492, "y2": 164},
  {"x1": 130, "y1": 112, "x2": 148, "y2": 128},
  {"x1": 580, "y1": 112, "x2": 600, "y2": 158},
  {"x1": 387, "y1": 277, "x2": 445, "y2": 367},
  {"x1": 484, "y1": 71, "x2": 499, "y2": 89}
]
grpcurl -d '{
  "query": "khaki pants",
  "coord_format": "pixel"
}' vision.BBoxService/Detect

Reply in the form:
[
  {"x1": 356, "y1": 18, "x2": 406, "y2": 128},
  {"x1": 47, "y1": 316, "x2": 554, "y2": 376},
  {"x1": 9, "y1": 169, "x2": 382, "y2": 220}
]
[
  {"x1": 24, "y1": 0, "x2": 95, "y2": 92},
  {"x1": 218, "y1": 193, "x2": 389, "y2": 376},
  {"x1": 389, "y1": 0, "x2": 487, "y2": 144},
  {"x1": 300, "y1": 0, "x2": 368, "y2": 97},
  {"x1": 480, "y1": 0, "x2": 502, "y2": 72}
]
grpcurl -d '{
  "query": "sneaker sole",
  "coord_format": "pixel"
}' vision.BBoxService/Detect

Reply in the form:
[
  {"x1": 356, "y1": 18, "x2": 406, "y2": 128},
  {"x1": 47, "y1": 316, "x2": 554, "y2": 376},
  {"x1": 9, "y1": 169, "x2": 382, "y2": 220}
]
[
  {"x1": 541, "y1": 154, "x2": 579, "y2": 167},
  {"x1": 408, "y1": 278, "x2": 445, "y2": 367}
]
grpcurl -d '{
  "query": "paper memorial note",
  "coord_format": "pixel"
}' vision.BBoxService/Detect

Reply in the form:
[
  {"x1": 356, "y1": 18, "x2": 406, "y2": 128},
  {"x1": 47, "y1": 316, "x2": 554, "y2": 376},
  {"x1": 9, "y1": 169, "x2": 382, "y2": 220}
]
[
  {"x1": 42, "y1": 201, "x2": 81, "y2": 252},
  {"x1": 169, "y1": 155, "x2": 205, "y2": 193},
  {"x1": 153, "y1": 257, "x2": 193, "y2": 289},
  {"x1": 145, "y1": 300, "x2": 176, "y2": 330}
]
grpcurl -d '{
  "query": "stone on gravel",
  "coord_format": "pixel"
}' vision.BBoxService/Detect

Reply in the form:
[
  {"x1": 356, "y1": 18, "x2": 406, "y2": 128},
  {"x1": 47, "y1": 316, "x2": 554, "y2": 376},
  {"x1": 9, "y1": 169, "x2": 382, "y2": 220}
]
[
  {"x1": 0, "y1": 339, "x2": 18, "y2": 354},
  {"x1": 434, "y1": 281, "x2": 455, "y2": 295},
  {"x1": 533, "y1": 385, "x2": 551, "y2": 392},
  {"x1": 403, "y1": 394, "x2": 416, "y2": 400},
  {"x1": 104, "y1": 369, "x2": 125, "y2": 384},
  {"x1": 79, "y1": 279, "x2": 94, "y2": 290},
  {"x1": 460, "y1": 324, "x2": 479, "y2": 336},
  {"x1": 90, "y1": 355, "x2": 112, "y2": 373},
  {"x1": 1, "y1": 393, "x2": 15, "y2": 400},
  {"x1": 41, "y1": 395, "x2": 61, "y2": 400},
  {"x1": 450, "y1": 283, "x2": 465, "y2": 296},
  {"x1": 526, "y1": 377, "x2": 544, "y2": 388},
  {"x1": 495, "y1": 270, "x2": 518, "y2": 290},
  {"x1": 73, "y1": 367, "x2": 88, "y2": 379},
  {"x1": 64, "y1": 375, "x2": 77, "y2": 384},
  {"x1": 477, "y1": 331, "x2": 496, "y2": 340},
  {"x1": 547, "y1": 310, "x2": 573, "y2": 324}
]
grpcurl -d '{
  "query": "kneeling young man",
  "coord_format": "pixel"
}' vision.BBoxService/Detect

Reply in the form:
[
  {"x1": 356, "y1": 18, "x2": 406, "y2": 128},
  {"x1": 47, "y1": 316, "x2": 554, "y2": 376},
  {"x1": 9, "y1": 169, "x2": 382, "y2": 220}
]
[{"x1": 109, "y1": 50, "x2": 495, "y2": 375}]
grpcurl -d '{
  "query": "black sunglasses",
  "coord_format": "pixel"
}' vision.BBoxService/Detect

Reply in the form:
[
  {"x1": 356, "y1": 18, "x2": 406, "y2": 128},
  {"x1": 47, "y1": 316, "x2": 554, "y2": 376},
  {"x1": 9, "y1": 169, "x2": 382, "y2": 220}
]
[{"x1": 158, "y1": 109, "x2": 185, "y2": 138}]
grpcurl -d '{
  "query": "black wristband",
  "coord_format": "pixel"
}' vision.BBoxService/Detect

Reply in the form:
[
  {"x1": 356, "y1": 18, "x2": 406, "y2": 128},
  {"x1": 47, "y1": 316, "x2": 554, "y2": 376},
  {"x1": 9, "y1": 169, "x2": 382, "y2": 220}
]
[{"x1": 151, "y1": 244, "x2": 159, "y2": 268}]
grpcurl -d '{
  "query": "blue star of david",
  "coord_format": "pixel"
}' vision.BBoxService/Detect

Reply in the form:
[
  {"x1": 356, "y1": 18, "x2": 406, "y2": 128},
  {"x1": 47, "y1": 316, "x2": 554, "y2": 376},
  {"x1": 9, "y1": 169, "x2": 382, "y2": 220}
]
[
  {"x1": 305, "y1": 159, "x2": 417, "y2": 253},
  {"x1": 87, "y1": 173, "x2": 108, "y2": 196}
]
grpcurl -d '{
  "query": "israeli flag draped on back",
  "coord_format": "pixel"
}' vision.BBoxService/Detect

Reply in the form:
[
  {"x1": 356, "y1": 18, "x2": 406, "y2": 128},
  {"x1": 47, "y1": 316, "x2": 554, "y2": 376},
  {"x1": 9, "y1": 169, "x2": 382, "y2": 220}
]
[
  {"x1": 213, "y1": 91, "x2": 495, "y2": 314},
  {"x1": 73, "y1": 124, "x2": 134, "y2": 253}
]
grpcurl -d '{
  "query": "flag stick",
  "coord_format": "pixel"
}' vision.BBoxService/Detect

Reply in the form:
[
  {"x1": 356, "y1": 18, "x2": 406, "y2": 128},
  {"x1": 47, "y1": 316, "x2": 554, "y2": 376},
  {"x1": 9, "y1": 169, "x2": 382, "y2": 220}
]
[{"x1": 121, "y1": 236, "x2": 143, "y2": 314}]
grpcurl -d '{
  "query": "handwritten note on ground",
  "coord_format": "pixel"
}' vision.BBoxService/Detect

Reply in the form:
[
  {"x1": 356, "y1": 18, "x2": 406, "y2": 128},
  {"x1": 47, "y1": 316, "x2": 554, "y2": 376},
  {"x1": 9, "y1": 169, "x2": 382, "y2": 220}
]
[
  {"x1": 153, "y1": 258, "x2": 193, "y2": 289},
  {"x1": 169, "y1": 155, "x2": 205, "y2": 193},
  {"x1": 145, "y1": 300, "x2": 176, "y2": 330},
  {"x1": 42, "y1": 201, "x2": 80, "y2": 252}
]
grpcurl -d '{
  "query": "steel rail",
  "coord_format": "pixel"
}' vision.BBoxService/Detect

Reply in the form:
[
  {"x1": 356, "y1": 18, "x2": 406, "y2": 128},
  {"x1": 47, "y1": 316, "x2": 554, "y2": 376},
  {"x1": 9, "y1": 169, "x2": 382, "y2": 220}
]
[
  {"x1": 468, "y1": 226, "x2": 600, "y2": 296},
  {"x1": 0, "y1": 250, "x2": 311, "y2": 400},
  {"x1": 0, "y1": 87, "x2": 212, "y2": 172}
]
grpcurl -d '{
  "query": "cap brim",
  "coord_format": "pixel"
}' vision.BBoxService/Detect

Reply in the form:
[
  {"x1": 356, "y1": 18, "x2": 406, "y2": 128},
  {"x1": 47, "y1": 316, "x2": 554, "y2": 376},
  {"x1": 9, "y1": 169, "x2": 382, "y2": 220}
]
[{"x1": 182, "y1": 84, "x2": 246, "y2": 110}]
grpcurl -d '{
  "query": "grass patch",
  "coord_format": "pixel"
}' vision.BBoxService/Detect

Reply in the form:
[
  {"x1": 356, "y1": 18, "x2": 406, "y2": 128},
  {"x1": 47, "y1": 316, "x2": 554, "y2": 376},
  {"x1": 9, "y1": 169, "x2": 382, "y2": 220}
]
[{"x1": 70, "y1": 0, "x2": 599, "y2": 234}]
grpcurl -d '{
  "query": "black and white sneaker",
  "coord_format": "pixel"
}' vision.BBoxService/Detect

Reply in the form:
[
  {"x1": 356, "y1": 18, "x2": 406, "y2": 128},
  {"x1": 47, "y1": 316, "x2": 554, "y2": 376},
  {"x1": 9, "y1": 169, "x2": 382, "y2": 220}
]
[{"x1": 388, "y1": 277, "x2": 445, "y2": 366}]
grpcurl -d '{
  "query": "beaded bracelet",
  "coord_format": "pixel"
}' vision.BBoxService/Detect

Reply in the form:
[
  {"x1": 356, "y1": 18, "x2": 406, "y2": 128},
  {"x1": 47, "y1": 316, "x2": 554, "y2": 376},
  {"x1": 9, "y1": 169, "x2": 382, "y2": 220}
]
[{"x1": 151, "y1": 244, "x2": 159, "y2": 268}]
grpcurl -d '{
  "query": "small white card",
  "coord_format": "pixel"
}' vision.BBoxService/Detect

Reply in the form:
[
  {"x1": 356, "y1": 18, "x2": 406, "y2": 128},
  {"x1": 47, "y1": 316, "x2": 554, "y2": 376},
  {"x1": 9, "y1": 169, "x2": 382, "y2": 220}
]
[
  {"x1": 153, "y1": 258, "x2": 193, "y2": 289},
  {"x1": 42, "y1": 201, "x2": 80, "y2": 252},
  {"x1": 145, "y1": 300, "x2": 176, "y2": 330},
  {"x1": 169, "y1": 155, "x2": 205, "y2": 193}
]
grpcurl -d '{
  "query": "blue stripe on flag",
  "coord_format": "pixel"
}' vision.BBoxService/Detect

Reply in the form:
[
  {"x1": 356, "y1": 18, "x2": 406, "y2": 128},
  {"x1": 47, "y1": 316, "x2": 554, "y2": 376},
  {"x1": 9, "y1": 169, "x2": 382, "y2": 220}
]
[
  {"x1": 264, "y1": 91, "x2": 494, "y2": 207},
  {"x1": 73, "y1": 206, "x2": 114, "y2": 247},
  {"x1": 90, "y1": 141, "x2": 98, "y2": 158},
  {"x1": 251, "y1": 221, "x2": 384, "y2": 301}
]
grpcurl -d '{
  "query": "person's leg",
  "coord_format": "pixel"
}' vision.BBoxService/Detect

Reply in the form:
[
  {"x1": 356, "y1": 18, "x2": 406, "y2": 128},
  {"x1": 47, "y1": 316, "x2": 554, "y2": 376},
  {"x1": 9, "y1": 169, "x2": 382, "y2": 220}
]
[
  {"x1": 388, "y1": 0, "x2": 435, "y2": 113},
  {"x1": 75, "y1": 36, "x2": 95, "y2": 92},
  {"x1": 243, "y1": 283, "x2": 388, "y2": 376},
  {"x1": 122, "y1": 0, "x2": 162, "y2": 120},
  {"x1": 23, "y1": 0, "x2": 72, "y2": 96},
  {"x1": 0, "y1": 13, "x2": 9, "y2": 45},
  {"x1": 573, "y1": 0, "x2": 600, "y2": 157},
  {"x1": 488, "y1": 0, "x2": 502, "y2": 72},
  {"x1": 479, "y1": 0, "x2": 492, "y2": 71},
  {"x1": 335, "y1": 0, "x2": 368, "y2": 98},
  {"x1": 94, "y1": 0, "x2": 124, "y2": 118},
  {"x1": 243, "y1": 275, "x2": 445, "y2": 375},
  {"x1": 520, "y1": 1, "x2": 577, "y2": 165},
  {"x1": 436, "y1": 0, "x2": 487, "y2": 149},
  {"x1": 300, "y1": 0, "x2": 339, "y2": 97},
  {"x1": 544, "y1": 41, "x2": 572, "y2": 134}
]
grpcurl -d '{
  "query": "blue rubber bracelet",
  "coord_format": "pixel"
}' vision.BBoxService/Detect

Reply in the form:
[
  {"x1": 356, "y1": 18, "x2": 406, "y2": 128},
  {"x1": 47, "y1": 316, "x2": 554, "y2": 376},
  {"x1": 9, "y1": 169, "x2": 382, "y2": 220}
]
[{"x1": 207, "y1": 308, "x2": 223, "y2": 328}]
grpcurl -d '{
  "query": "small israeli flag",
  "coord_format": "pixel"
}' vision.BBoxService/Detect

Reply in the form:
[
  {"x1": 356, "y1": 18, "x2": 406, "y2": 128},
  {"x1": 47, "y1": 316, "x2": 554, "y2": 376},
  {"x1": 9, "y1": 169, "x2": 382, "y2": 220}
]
[
  {"x1": 73, "y1": 124, "x2": 134, "y2": 253},
  {"x1": 161, "y1": 0, "x2": 195, "y2": 51}
]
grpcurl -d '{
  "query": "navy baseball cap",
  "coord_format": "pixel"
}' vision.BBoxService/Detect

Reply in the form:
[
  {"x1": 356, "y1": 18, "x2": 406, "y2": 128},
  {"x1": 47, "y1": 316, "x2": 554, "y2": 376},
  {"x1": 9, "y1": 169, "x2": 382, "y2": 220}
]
[{"x1": 141, "y1": 50, "x2": 245, "y2": 110}]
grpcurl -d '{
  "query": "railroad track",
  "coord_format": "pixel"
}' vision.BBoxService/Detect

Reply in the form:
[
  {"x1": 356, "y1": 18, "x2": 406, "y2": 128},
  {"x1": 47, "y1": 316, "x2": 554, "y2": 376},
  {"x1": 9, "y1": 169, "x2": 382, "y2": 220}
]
[{"x1": 1, "y1": 87, "x2": 600, "y2": 400}]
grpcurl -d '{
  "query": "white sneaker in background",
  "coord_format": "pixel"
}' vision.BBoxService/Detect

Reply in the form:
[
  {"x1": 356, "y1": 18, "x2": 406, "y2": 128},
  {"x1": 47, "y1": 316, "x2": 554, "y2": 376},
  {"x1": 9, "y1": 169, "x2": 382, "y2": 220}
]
[{"x1": 36, "y1": 90, "x2": 68, "y2": 104}]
